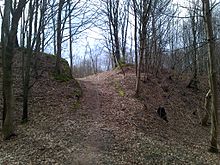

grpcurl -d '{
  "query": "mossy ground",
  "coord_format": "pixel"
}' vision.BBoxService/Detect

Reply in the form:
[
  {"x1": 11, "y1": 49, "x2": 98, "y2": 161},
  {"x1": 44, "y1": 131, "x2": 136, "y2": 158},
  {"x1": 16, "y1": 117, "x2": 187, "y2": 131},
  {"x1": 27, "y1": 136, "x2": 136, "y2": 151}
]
[{"x1": 114, "y1": 80, "x2": 125, "y2": 97}]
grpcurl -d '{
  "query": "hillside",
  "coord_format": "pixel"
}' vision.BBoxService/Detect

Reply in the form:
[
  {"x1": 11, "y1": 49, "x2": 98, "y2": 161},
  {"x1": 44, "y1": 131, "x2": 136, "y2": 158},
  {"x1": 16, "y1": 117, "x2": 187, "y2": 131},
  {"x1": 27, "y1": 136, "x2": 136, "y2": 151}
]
[
  {"x1": 0, "y1": 50, "x2": 80, "y2": 124},
  {"x1": 0, "y1": 60, "x2": 219, "y2": 164}
]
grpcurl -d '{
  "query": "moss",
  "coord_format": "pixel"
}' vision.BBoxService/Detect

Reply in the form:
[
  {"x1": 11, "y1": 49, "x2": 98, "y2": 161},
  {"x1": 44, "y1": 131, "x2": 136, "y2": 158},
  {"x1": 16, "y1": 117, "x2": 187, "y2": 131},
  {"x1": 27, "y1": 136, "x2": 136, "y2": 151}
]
[
  {"x1": 73, "y1": 88, "x2": 82, "y2": 99},
  {"x1": 72, "y1": 100, "x2": 81, "y2": 110},
  {"x1": 53, "y1": 73, "x2": 72, "y2": 82},
  {"x1": 114, "y1": 80, "x2": 125, "y2": 97},
  {"x1": 114, "y1": 62, "x2": 134, "y2": 70},
  {"x1": 72, "y1": 79, "x2": 83, "y2": 96},
  {"x1": 44, "y1": 53, "x2": 57, "y2": 59},
  {"x1": 61, "y1": 60, "x2": 70, "y2": 75},
  {"x1": 118, "y1": 90, "x2": 125, "y2": 97},
  {"x1": 53, "y1": 59, "x2": 73, "y2": 82},
  {"x1": 43, "y1": 53, "x2": 71, "y2": 78}
]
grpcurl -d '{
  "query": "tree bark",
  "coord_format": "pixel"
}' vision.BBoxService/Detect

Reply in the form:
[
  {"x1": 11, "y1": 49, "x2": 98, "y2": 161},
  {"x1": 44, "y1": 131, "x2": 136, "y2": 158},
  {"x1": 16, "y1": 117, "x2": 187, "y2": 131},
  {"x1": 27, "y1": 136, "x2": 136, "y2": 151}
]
[
  {"x1": 188, "y1": 5, "x2": 198, "y2": 89},
  {"x1": 202, "y1": 89, "x2": 211, "y2": 126},
  {"x1": 2, "y1": 0, "x2": 27, "y2": 140},
  {"x1": 106, "y1": 0, "x2": 120, "y2": 67},
  {"x1": 69, "y1": 1, "x2": 73, "y2": 77},
  {"x1": 132, "y1": 0, "x2": 138, "y2": 76},
  {"x1": 135, "y1": 0, "x2": 152, "y2": 96},
  {"x1": 56, "y1": 0, "x2": 65, "y2": 75},
  {"x1": 22, "y1": 0, "x2": 34, "y2": 123},
  {"x1": 202, "y1": 0, "x2": 219, "y2": 153},
  {"x1": 52, "y1": 0, "x2": 57, "y2": 55}
]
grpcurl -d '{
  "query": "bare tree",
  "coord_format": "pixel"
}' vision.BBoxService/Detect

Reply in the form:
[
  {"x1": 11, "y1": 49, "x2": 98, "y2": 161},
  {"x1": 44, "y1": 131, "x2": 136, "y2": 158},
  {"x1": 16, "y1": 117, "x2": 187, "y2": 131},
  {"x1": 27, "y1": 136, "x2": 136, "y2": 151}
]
[
  {"x1": 55, "y1": 0, "x2": 65, "y2": 75},
  {"x1": 132, "y1": 0, "x2": 138, "y2": 75},
  {"x1": 135, "y1": 0, "x2": 152, "y2": 96},
  {"x1": 187, "y1": 0, "x2": 200, "y2": 89},
  {"x1": 22, "y1": 0, "x2": 34, "y2": 122},
  {"x1": 68, "y1": 0, "x2": 73, "y2": 77},
  {"x1": 100, "y1": 0, "x2": 121, "y2": 67},
  {"x1": 120, "y1": 0, "x2": 131, "y2": 62}
]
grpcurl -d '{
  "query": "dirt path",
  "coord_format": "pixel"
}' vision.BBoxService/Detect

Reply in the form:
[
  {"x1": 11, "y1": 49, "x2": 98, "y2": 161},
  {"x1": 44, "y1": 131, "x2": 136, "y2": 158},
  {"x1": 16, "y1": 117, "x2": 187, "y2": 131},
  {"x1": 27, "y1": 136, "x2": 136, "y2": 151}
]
[
  {"x1": 73, "y1": 76, "x2": 113, "y2": 164},
  {"x1": 74, "y1": 74, "x2": 129, "y2": 164},
  {"x1": 73, "y1": 74, "x2": 146, "y2": 164}
]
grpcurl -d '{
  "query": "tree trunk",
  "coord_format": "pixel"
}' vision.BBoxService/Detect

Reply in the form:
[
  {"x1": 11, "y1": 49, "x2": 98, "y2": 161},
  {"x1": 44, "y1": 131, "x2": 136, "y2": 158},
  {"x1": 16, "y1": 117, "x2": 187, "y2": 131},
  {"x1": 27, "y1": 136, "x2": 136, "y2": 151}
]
[
  {"x1": 1, "y1": 0, "x2": 26, "y2": 139},
  {"x1": 135, "y1": 0, "x2": 152, "y2": 96},
  {"x1": 52, "y1": 0, "x2": 57, "y2": 55},
  {"x1": 2, "y1": 42, "x2": 15, "y2": 139},
  {"x1": 202, "y1": 89, "x2": 211, "y2": 126},
  {"x1": 41, "y1": 0, "x2": 47, "y2": 53},
  {"x1": 56, "y1": 0, "x2": 65, "y2": 75},
  {"x1": 106, "y1": 0, "x2": 120, "y2": 67},
  {"x1": 132, "y1": 0, "x2": 138, "y2": 76},
  {"x1": 22, "y1": 0, "x2": 34, "y2": 123},
  {"x1": 69, "y1": 1, "x2": 73, "y2": 77},
  {"x1": 188, "y1": 7, "x2": 198, "y2": 89},
  {"x1": 121, "y1": 1, "x2": 130, "y2": 63},
  {"x1": 202, "y1": 0, "x2": 219, "y2": 153}
]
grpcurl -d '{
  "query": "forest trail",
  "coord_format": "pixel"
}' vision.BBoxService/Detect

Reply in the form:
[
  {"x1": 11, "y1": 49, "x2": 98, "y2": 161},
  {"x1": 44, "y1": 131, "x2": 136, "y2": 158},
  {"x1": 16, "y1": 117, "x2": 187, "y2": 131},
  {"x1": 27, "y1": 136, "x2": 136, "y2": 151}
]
[
  {"x1": 72, "y1": 70, "x2": 220, "y2": 164},
  {"x1": 74, "y1": 72, "x2": 146, "y2": 164},
  {"x1": 0, "y1": 68, "x2": 220, "y2": 164},
  {"x1": 72, "y1": 75, "x2": 113, "y2": 164}
]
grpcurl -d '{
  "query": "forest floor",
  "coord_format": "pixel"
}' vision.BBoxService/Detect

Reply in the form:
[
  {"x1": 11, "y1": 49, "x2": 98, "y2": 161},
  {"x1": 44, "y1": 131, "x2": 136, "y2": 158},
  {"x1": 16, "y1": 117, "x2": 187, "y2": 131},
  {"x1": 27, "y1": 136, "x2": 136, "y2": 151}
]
[{"x1": 0, "y1": 66, "x2": 220, "y2": 164}]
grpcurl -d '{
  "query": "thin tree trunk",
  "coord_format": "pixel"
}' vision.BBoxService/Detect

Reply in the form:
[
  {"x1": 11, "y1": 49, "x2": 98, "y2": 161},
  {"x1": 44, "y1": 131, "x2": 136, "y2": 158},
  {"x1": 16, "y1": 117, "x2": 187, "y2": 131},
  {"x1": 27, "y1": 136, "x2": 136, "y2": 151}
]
[
  {"x1": 121, "y1": 1, "x2": 130, "y2": 63},
  {"x1": 135, "y1": 0, "x2": 152, "y2": 96},
  {"x1": 188, "y1": 8, "x2": 198, "y2": 89},
  {"x1": 34, "y1": 0, "x2": 41, "y2": 52},
  {"x1": 41, "y1": 0, "x2": 47, "y2": 53},
  {"x1": 132, "y1": 0, "x2": 138, "y2": 76},
  {"x1": 69, "y1": 1, "x2": 73, "y2": 77},
  {"x1": 22, "y1": 0, "x2": 34, "y2": 122},
  {"x1": 52, "y1": 0, "x2": 57, "y2": 55},
  {"x1": 56, "y1": 0, "x2": 65, "y2": 75}
]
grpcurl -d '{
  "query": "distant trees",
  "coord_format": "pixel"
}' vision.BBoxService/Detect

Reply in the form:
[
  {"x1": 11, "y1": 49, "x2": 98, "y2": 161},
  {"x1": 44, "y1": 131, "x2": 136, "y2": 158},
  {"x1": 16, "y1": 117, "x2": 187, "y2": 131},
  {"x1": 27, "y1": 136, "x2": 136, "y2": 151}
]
[
  {"x1": 72, "y1": 44, "x2": 104, "y2": 77},
  {"x1": 53, "y1": 0, "x2": 94, "y2": 76},
  {"x1": 99, "y1": 0, "x2": 132, "y2": 67},
  {"x1": 132, "y1": 0, "x2": 173, "y2": 96}
]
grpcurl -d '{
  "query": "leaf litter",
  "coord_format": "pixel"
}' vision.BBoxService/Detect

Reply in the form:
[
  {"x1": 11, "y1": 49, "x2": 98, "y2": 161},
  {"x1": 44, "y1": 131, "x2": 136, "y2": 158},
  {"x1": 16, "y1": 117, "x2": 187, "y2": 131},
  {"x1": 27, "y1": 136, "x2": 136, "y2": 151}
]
[{"x1": 0, "y1": 65, "x2": 219, "y2": 164}]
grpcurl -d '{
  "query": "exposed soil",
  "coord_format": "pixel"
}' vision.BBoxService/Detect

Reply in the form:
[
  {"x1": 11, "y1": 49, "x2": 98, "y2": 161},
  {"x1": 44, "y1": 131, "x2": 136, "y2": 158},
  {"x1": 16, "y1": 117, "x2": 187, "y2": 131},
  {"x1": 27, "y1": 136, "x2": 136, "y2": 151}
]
[{"x1": 0, "y1": 66, "x2": 220, "y2": 164}]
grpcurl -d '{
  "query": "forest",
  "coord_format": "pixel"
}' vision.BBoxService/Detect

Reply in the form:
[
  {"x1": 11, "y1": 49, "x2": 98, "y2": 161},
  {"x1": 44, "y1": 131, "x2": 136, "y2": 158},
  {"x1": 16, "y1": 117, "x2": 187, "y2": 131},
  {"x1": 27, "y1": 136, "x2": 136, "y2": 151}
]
[{"x1": 0, "y1": 0, "x2": 220, "y2": 164}]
